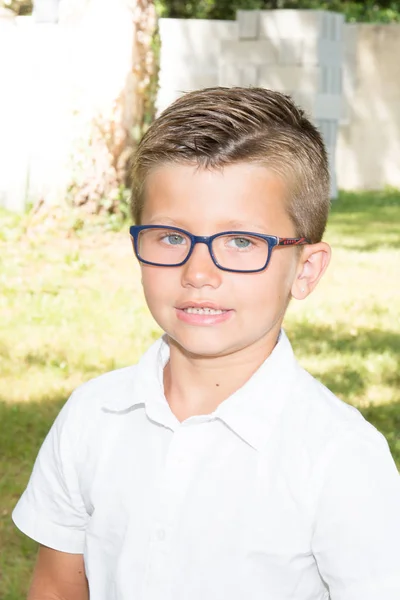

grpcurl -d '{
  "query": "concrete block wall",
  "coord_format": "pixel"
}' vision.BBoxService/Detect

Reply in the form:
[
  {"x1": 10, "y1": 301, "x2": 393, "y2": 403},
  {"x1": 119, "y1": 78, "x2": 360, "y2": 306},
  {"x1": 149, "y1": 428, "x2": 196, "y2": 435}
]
[
  {"x1": 158, "y1": 10, "x2": 344, "y2": 198},
  {"x1": 157, "y1": 18, "x2": 237, "y2": 113},
  {"x1": 216, "y1": 20, "x2": 400, "y2": 191},
  {"x1": 340, "y1": 23, "x2": 358, "y2": 125},
  {"x1": 222, "y1": 10, "x2": 344, "y2": 197},
  {"x1": 336, "y1": 24, "x2": 400, "y2": 190}
]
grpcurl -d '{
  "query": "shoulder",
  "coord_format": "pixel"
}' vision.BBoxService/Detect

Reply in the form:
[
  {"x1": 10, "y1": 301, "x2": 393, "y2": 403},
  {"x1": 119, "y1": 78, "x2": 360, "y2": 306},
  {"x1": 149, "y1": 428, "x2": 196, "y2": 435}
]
[
  {"x1": 291, "y1": 366, "x2": 368, "y2": 429},
  {"x1": 70, "y1": 365, "x2": 138, "y2": 410},
  {"x1": 40, "y1": 366, "x2": 136, "y2": 460},
  {"x1": 273, "y1": 331, "x2": 374, "y2": 445},
  {"x1": 67, "y1": 336, "x2": 166, "y2": 416},
  {"x1": 59, "y1": 364, "x2": 138, "y2": 425},
  {"x1": 52, "y1": 336, "x2": 166, "y2": 446},
  {"x1": 53, "y1": 352, "x2": 154, "y2": 450},
  {"x1": 287, "y1": 364, "x2": 386, "y2": 449},
  {"x1": 277, "y1": 363, "x2": 393, "y2": 493}
]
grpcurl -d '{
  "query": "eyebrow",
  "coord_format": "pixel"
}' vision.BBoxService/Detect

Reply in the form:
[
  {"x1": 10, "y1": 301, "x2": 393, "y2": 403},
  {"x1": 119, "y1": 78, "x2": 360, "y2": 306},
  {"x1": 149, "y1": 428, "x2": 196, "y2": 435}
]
[
  {"x1": 145, "y1": 217, "x2": 266, "y2": 233},
  {"x1": 222, "y1": 220, "x2": 266, "y2": 232},
  {"x1": 145, "y1": 217, "x2": 178, "y2": 226}
]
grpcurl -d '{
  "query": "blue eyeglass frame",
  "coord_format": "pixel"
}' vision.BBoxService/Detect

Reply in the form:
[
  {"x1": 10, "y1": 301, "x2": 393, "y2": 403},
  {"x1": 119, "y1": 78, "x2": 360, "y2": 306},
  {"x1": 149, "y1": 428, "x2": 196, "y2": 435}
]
[{"x1": 129, "y1": 225, "x2": 311, "y2": 274}]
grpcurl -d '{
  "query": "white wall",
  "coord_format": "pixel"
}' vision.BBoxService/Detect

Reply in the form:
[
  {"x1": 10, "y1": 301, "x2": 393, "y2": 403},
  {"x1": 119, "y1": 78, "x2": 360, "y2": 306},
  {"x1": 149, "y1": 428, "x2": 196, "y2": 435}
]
[
  {"x1": 0, "y1": 3, "x2": 134, "y2": 211},
  {"x1": 157, "y1": 18, "x2": 238, "y2": 112}
]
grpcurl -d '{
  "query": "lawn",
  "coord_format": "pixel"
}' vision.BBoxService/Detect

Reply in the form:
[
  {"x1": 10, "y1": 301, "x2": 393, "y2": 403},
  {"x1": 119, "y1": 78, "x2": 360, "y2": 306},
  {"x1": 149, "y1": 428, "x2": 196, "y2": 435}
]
[{"x1": 1, "y1": 190, "x2": 399, "y2": 598}]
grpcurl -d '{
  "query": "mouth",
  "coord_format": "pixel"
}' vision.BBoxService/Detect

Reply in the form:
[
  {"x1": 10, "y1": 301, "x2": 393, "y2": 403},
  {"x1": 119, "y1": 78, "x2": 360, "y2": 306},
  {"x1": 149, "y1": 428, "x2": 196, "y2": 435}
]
[
  {"x1": 175, "y1": 302, "x2": 233, "y2": 325},
  {"x1": 177, "y1": 302, "x2": 230, "y2": 314},
  {"x1": 181, "y1": 307, "x2": 227, "y2": 315}
]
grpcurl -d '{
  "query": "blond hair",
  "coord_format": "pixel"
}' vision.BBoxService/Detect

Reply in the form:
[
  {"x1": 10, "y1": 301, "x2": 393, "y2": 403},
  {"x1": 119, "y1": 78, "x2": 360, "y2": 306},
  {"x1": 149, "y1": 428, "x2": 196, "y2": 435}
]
[{"x1": 130, "y1": 87, "x2": 330, "y2": 242}]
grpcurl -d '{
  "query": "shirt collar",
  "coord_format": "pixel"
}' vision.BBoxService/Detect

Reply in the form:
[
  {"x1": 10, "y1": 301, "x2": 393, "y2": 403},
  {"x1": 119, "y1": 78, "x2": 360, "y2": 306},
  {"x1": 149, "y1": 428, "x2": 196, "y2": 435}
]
[
  {"x1": 101, "y1": 334, "x2": 171, "y2": 412},
  {"x1": 213, "y1": 330, "x2": 298, "y2": 450},
  {"x1": 102, "y1": 331, "x2": 298, "y2": 451}
]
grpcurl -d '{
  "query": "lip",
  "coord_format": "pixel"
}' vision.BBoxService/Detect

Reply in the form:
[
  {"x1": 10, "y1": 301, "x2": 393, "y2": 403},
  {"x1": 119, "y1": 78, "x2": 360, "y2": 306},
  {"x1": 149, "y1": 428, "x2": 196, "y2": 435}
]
[{"x1": 175, "y1": 301, "x2": 233, "y2": 326}]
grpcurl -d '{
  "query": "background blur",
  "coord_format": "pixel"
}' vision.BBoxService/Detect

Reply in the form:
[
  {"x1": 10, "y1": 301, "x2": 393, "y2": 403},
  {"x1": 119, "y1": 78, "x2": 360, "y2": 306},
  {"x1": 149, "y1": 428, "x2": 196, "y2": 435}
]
[{"x1": 0, "y1": 1, "x2": 399, "y2": 598}]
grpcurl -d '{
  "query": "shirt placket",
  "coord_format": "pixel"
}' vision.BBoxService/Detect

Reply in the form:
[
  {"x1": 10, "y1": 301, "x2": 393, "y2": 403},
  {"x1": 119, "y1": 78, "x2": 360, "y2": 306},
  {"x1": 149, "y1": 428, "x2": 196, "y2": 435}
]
[{"x1": 141, "y1": 419, "x2": 209, "y2": 600}]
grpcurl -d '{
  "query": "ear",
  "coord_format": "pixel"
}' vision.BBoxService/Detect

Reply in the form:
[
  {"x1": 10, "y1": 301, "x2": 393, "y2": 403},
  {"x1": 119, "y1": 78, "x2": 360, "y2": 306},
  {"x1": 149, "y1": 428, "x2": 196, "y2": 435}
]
[{"x1": 291, "y1": 242, "x2": 331, "y2": 300}]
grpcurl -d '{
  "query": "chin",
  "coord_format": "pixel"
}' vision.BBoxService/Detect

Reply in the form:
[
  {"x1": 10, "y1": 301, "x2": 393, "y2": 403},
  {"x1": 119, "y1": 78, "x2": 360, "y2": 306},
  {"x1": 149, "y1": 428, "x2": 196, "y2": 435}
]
[{"x1": 166, "y1": 330, "x2": 241, "y2": 359}]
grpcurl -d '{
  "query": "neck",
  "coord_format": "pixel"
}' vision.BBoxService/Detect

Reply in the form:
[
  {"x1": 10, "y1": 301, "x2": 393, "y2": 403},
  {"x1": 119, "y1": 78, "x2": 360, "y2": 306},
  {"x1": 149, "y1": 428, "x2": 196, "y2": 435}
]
[{"x1": 163, "y1": 331, "x2": 280, "y2": 422}]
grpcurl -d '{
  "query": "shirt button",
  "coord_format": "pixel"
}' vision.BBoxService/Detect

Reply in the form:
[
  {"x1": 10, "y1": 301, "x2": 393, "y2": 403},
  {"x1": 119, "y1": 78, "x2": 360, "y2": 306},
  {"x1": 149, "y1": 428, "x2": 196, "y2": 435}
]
[{"x1": 157, "y1": 528, "x2": 166, "y2": 541}]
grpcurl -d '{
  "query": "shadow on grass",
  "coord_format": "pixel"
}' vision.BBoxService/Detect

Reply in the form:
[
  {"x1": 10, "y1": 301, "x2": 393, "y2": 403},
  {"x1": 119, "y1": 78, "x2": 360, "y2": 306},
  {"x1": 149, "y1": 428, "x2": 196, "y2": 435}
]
[
  {"x1": 328, "y1": 189, "x2": 400, "y2": 251},
  {"x1": 288, "y1": 321, "x2": 400, "y2": 364},
  {"x1": 0, "y1": 393, "x2": 68, "y2": 600},
  {"x1": 0, "y1": 394, "x2": 66, "y2": 466},
  {"x1": 0, "y1": 339, "x2": 127, "y2": 382},
  {"x1": 360, "y1": 402, "x2": 400, "y2": 467},
  {"x1": 332, "y1": 189, "x2": 400, "y2": 215}
]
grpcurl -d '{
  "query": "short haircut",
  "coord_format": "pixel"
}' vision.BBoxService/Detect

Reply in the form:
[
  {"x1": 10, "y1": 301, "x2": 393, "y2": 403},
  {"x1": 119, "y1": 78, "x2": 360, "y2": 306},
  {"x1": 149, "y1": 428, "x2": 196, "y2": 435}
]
[{"x1": 130, "y1": 87, "x2": 330, "y2": 242}]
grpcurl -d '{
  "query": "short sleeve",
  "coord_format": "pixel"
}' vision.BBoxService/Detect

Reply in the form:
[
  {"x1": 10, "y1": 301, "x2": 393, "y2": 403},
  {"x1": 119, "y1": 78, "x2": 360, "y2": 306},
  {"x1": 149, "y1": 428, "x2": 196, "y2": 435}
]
[
  {"x1": 311, "y1": 426, "x2": 400, "y2": 600},
  {"x1": 12, "y1": 393, "x2": 89, "y2": 553}
]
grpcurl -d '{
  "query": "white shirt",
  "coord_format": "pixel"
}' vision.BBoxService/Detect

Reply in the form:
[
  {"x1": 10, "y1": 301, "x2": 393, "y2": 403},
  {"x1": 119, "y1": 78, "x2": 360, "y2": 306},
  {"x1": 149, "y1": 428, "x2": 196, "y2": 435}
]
[{"x1": 13, "y1": 331, "x2": 400, "y2": 600}]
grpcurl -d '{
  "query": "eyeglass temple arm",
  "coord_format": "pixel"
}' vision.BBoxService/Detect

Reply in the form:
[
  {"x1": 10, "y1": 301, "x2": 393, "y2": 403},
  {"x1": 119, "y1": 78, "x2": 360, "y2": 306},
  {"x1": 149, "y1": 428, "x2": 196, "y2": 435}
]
[{"x1": 277, "y1": 237, "x2": 311, "y2": 247}]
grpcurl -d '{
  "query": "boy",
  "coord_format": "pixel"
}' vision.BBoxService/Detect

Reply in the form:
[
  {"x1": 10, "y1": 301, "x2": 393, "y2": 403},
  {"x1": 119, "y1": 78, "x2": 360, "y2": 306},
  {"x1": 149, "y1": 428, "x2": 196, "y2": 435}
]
[{"x1": 13, "y1": 87, "x2": 400, "y2": 600}]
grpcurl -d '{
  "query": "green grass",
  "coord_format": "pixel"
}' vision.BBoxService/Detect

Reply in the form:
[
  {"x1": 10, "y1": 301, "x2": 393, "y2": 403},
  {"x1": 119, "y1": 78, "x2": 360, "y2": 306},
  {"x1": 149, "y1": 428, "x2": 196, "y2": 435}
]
[{"x1": 1, "y1": 190, "x2": 400, "y2": 598}]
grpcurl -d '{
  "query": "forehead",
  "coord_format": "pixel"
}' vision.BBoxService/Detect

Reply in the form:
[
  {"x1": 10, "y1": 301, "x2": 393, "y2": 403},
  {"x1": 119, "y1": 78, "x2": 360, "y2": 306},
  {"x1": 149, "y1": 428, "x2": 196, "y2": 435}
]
[{"x1": 141, "y1": 162, "x2": 294, "y2": 234}]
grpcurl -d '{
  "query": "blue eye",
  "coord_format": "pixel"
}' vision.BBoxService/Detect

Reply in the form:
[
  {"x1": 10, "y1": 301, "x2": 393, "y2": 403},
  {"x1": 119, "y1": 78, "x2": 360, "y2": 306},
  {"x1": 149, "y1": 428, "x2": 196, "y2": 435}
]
[
  {"x1": 163, "y1": 234, "x2": 186, "y2": 245},
  {"x1": 227, "y1": 236, "x2": 253, "y2": 249}
]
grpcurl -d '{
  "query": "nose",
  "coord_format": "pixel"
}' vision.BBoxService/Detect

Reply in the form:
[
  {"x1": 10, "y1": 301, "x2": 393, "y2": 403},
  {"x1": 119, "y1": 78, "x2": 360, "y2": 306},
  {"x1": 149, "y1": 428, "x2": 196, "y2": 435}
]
[{"x1": 180, "y1": 241, "x2": 222, "y2": 289}]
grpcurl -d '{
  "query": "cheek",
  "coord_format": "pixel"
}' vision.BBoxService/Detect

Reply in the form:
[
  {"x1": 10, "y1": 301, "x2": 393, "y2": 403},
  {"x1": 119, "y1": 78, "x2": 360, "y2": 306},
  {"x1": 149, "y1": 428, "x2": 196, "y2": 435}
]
[
  {"x1": 239, "y1": 279, "x2": 280, "y2": 309},
  {"x1": 141, "y1": 267, "x2": 177, "y2": 304},
  {"x1": 236, "y1": 265, "x2": 294, "y2": 313},
  {"x1": 268, "y1": 251, "x2": 299, "y2": 292}
]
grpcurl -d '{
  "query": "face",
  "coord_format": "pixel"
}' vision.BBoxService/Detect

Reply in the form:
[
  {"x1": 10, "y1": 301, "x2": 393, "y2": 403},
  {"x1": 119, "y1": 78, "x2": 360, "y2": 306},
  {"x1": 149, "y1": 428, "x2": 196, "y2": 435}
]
[{"x1": 138, "y1": 162, "x2": 305, "y2": 362}]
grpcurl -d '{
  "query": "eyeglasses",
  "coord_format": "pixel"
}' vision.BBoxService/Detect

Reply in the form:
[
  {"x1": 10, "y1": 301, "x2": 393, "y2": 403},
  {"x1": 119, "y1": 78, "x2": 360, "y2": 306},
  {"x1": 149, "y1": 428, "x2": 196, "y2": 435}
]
[{"x1": 129, "y1": 225, "x2": 311, "y2": 274}]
